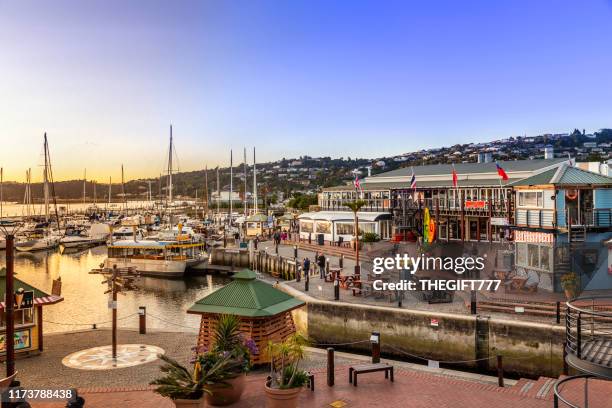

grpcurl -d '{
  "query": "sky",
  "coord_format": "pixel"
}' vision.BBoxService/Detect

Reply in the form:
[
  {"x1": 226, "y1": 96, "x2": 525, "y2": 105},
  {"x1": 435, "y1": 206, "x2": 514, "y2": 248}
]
[{"x1": 1, "y1": 0, "x2": 612, "y2": 182}]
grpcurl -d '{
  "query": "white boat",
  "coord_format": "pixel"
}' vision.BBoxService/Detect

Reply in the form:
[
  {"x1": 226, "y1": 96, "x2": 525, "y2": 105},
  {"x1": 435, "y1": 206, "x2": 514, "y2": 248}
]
[
  {"x1": 60, "y1": 223, "x2": 110, "y2": 248},
  {"x1": 108, "y1": 225, "x2": 145, "y2": 243},
  {"x1": 103, "y1": 239, "x2": 207, "y2": 278},
  {"x1": 16, "y1": 235, "x2": 60, "y2": 252}
]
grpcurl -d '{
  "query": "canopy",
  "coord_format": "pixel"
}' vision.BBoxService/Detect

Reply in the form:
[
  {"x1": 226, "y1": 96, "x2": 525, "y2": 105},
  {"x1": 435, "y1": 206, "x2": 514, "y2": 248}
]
[{"x1": 188, "y1": 269, "x2": 304, "y2": 317}]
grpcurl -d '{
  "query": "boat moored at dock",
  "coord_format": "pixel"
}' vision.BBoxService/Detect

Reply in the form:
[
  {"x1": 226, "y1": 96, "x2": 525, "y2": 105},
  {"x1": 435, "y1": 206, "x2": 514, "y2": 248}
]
[{"x1": 103, "y1": 239, "x2": 207, "y2": 278}]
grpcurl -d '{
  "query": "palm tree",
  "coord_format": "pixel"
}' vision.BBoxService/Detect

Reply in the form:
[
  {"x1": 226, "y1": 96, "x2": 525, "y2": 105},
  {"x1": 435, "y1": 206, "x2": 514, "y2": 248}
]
[{"x1": 345, "y1": 200, "x2": 366, "y2": 276}]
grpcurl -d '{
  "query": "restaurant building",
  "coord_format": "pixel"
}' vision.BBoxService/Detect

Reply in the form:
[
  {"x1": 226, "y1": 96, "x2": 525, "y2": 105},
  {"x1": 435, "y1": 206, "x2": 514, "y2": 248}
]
[
  {"x1": 510, "y1": 164, "x2": 612, "y2": 292},
  {"x1": 318, "y1": 158, "x2": 568, "y2": 242}
]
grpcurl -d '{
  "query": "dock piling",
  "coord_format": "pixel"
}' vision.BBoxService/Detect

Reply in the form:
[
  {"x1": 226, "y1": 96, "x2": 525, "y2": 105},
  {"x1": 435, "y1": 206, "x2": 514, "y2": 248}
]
[
  {"x1": 327, "y1": 348, "x2": 335, "y2": 386},
  {"x1": 139, "y1": 306, "x2": 147, "y2": 334}
]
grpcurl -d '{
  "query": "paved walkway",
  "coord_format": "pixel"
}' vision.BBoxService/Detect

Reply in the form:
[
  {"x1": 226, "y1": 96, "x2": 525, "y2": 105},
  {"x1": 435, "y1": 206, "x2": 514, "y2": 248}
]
[{"x1": 38, "y1": 367, "x2": 612, "y2": 408}]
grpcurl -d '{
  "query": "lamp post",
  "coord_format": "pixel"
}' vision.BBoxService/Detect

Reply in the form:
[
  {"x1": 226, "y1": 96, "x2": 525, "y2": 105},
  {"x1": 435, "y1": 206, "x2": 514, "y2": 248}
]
[{"x1": 5, "y1": 233, "x2": 15, "y2": 378}]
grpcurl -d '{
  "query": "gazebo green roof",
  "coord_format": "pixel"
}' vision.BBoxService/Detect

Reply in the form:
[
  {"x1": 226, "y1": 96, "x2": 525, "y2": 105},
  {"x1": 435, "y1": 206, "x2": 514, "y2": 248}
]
[{"x1": 187, "y1": 269, "x2": 305, "y2": 318}]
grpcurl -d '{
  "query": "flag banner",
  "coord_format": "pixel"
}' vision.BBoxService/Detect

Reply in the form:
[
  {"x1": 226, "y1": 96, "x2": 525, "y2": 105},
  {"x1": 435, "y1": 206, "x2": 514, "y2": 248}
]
[{"x1": 496, "y1": 163, "x2": 509, "y2": 180}]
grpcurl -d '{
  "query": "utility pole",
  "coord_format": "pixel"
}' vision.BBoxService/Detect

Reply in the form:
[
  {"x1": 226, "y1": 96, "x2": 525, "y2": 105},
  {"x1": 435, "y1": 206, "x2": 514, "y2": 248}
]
[
  {"x1": 229, "y1": 150, "x2": 233, "y2": 225},
  {"x1": 243, "y1": 147, "x2": 248, "y2": 215}
]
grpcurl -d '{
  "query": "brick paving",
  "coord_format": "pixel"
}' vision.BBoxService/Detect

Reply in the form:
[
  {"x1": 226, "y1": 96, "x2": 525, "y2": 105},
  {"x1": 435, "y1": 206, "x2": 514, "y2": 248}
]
[{"x1": 35, "y1": 367, "x2": 612, "y2": 408}]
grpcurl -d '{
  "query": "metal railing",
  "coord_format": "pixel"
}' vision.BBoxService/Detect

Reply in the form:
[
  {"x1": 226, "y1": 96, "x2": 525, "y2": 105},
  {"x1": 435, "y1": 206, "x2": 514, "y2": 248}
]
[
  {"x1": 565, "y1": 295, "x2": 612, "y2": 375},
  {"x1": 553, "y1": 374, "x2": 597, "y2": 408}
]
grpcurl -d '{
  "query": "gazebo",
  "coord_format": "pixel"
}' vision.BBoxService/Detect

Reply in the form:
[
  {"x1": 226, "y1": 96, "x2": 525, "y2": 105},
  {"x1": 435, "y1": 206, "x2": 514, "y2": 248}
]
[{"x1": 187, "y1": 269, "x2": 304, "y2": 364}]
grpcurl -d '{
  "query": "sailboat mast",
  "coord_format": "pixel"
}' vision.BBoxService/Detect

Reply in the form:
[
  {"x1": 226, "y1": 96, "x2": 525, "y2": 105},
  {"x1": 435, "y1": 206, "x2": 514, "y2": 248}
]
[
  {"x1": 204, "y1": 165, "x2": 209, "y2": 217},
  {"x1": 108, "y1": 177, "x2": 112, "y2": 205},
  {"x1": 0, "y1": 167, "x2": 3, "y2": 219},
  {"x1": 43, "y1": 133, "x2": 50, "y2": 221},
  {"x1": 168, "y1": 125, "x2": 173, "y2": 205},
  {"x1": 253, "y1": 147, "x2": 258, "y2": 212},
  {"x1": 243, "y1": 147, "x2": 247, "y2": 215},
  {"x1": 216, "y1": 167, "x2": 220, "y2": 216},
  {"x1": 83, "y1": 169, "x2": 87, "y2": 206},
  {"x1": 121, "y1": 165, "x2": 126, "y2": 211},
  {"x1": 229, "y1": 150, "x2": 233, "y2": 224},
  {"x1": 93, "y1": 181, "x2": 97, "y2": 205}
]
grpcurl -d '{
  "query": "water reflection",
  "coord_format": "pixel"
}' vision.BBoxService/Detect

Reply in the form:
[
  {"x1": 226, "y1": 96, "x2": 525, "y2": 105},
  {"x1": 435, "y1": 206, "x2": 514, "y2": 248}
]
[{"x1": 0, "y1": 246, "x2": 230, "y2": 333}]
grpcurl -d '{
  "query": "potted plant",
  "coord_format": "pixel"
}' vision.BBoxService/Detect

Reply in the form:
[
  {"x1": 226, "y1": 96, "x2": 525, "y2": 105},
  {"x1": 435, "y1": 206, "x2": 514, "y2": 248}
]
[
  {"x1": 202, "y1": 315, "x2": 258, "y2": 406},
  {"x1": 264, "y1": 333, "x2": 310, "y2": 408},
  {"x1": 150, "y1": 353, "x2": 236, "y2": 408},
  {"x1": 560, "y1": 272, "x2": 578, "y2": 299}
]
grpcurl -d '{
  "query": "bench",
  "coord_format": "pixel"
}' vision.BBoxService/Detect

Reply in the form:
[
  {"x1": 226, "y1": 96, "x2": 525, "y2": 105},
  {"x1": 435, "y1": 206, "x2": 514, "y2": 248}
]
[{"x1": 348, "y1": 363, "x2": 393, "y2": 386}]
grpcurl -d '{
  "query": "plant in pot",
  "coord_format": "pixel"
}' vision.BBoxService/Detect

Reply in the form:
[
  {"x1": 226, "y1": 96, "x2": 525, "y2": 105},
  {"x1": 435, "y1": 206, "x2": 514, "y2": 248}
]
[
  {"x1": 560, "y1": 272, "x2": 578, "y2": 299},
  {"x1": 264, "y1": 333, "x2": 310, "y2": 408},
  {"x1": 150, "y1": 353, "x2": 237, "y2": 408},
  {"x1": 200, "y1": 314, "x2": 258, "y2": 406}
]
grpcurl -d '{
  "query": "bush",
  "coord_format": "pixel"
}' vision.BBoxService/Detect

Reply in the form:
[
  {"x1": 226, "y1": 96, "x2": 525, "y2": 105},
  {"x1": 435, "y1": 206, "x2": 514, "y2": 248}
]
[{"x1": 361, "y1": 232, "x2": 380, "y2": 243}]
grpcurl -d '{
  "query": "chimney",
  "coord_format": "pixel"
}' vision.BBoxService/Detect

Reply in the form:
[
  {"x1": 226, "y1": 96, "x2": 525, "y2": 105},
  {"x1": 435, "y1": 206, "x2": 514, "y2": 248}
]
[{"x1": 544, "y1": 146, "x2": 554, "y2": 159}]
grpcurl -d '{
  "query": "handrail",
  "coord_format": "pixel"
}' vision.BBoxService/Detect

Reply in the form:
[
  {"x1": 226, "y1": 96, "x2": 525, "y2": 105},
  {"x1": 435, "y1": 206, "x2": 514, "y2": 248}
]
[
  {"x1": 567, "y1": 295, "x2": 612, "y2": 318},
  {"x1": 553, "y1": 374, "x2": 596, "y2": 408}
]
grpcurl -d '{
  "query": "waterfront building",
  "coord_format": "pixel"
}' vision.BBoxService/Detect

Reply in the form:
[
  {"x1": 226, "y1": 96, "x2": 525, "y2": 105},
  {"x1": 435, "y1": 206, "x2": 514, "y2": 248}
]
[
  {"x1": 187, "y1": 269, "x2": 304, "y2": 364},
  {"x1": 297, "y1": 211, "x2": 393, "y2": 243},
  {"x1": 318, "y1": 158, "x2": 567, "y2": 243},
  {"x1": 0, "y1": 268, "x2": 63, "y2": 357},
  {"x1": 511, "y1": 164, "x2": 612, "y2": 292},
  {"x1": 245, "y1": 213, "x2": 270, "y2": 237}
]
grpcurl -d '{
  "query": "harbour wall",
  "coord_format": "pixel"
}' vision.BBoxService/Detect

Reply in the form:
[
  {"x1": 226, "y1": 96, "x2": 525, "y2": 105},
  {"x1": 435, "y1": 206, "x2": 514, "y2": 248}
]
[{"x1": 285, "y1": 286, "x2": 565, "y2": 378}]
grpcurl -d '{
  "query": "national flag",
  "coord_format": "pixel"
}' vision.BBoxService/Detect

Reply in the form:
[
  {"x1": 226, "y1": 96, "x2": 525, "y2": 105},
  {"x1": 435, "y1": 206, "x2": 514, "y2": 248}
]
[
  {"x1": 495, "y1": 162, "x2": 509, "y2": 181},
  {"x1": 451, "y1": 165, "x2": 458, "y2": 188},
  {"x1": 353, "y1": 175, "x2": 363, "y2": 191},
  {"x1": 410, "y1": 168, "x2": 416, "y2": 190}
]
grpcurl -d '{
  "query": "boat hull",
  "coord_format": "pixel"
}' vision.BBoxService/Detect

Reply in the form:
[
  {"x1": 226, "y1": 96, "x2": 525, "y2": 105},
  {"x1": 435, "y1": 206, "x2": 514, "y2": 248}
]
[
  {"x1": 15, "y1": 237, "x2": 60, "y2": 252},
  {"x1": 60, "y1": 238, "x2": 106, "y2": 248},
  {"x1": 104, "y1": 258, "x2": 186, "y2": 278}
]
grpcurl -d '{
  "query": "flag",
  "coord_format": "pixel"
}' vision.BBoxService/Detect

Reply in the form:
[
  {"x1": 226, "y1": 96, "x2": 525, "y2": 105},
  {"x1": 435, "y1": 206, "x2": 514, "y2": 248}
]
[
  {"x1": 354, "y1": 175, "x2": 363, "y2": 191},
  {"x1": 495, "y1": 162, "x2": 509, "y2": 181},
  {"x1": 410, "y1": 168, "x2": 416, "y2": 190},
  {"x1": 451, "y1": 165, "x2": 458, "y2": 188}
]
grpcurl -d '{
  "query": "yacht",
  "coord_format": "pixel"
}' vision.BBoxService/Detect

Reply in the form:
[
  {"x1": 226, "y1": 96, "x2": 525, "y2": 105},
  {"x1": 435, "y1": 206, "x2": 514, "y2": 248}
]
[{"x1": 60, "y1": 223, "x2": 110, "y2": 248}]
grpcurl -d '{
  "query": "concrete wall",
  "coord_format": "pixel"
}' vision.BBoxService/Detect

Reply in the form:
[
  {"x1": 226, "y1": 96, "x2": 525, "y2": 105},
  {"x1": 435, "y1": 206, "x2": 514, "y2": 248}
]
[{"x1": 286, "y1": 286, "x2": 565, "y2": 378}]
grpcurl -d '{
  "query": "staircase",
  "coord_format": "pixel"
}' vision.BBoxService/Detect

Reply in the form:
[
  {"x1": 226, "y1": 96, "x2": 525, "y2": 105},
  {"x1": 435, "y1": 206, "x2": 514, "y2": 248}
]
[
  {"x1": 569, "y1": 225, "x2": 586, "y2": 242},
  {"x1": 511, "y1": 376, "x2": 557, "y2": 400}
]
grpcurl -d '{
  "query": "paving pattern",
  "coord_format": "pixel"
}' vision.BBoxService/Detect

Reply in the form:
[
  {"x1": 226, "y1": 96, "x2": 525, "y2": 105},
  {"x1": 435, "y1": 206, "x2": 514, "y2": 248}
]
[{"x1": 62, "y1": 344, "x2": 164, "y2": 370}]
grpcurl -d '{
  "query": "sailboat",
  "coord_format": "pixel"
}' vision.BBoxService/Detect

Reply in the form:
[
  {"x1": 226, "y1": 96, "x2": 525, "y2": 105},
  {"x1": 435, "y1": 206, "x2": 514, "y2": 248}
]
[{"x1": 17, "y1": 133, "x2": 61, "y2": 252}]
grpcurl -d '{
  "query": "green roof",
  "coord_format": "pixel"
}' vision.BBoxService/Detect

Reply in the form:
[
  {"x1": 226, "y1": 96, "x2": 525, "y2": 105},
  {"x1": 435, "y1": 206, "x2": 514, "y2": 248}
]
[
  {"x1": 188, "y1": 269, "x2": 305, "y2": 317},
  {"x1": 246, "y1": 213, "x2": 268, "y2": 222},
  {"x1": 0, "y1": 267, "x2": 50, "y2": 299},
  {"x1": 511, "y1": 165, "x2": 612, "y2": 187}
]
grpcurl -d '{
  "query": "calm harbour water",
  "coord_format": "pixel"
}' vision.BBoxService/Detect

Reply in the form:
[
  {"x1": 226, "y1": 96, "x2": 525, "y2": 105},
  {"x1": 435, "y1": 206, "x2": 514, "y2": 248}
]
[{"x1": 0, "y1": 245, "x2": 230, "y2": 333}]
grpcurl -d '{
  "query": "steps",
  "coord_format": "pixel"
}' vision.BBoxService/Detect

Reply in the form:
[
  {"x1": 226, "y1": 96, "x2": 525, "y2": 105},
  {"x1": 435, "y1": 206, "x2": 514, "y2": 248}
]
[
  {"x1": 476, "y1": 299, "x2": 564, "y2": 319},
  {"x1": 511, "y1": 376, "x2": 557, "y2": 400},
  {"x1": 581, "y1": 339, "x2": 612, "y2": 368}
]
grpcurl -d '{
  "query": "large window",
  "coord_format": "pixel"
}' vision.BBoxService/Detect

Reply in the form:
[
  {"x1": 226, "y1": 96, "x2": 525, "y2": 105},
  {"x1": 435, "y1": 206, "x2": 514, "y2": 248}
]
[
  {"x1": 516, "y1": 242, "x2": 552, "y2": 271},
  {"x1": 336, "y1": 223, "x2": 354, "y2": 235},
  {"x1": 518, "y1": 191, "x2": 543, "y2": 207},
  {"x1": 315, "y1": 221, "x2": 331, "y2": 234},
  {"x1": 300, "y1": 220, "x2": 313, "y2": 233}
]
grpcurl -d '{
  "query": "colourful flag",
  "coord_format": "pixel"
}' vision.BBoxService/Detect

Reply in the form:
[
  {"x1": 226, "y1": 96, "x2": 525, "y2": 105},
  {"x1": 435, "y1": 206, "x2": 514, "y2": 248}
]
[
  {"x1": 495, "y1": 162, "x2": 509, "y2": 181},
  {"x1": 410, "y1": 168, "x2": 416, "y2": 190},
  {"x1": 451, "y1": 165, "x2": 458, "y2": 188},
  {"x1": 354, "y1": 174, "x2": 363, "y2": 191}
]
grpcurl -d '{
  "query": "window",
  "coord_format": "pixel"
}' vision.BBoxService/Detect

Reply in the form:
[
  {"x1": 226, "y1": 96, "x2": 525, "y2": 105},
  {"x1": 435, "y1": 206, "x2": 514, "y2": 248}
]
[
  {"x1": 300, "y1": 221, "x2": 313, "y2": 233},
  {"x1": 358, "y1": 222, "x2": 376, "y2": 234},
  {"x1": 518, "y1": 191, "x2": 543, "y2": 207},
  {"x1": 315, "y1": 221, "x2": 331, "y2": 234},
  {"x1": 336, "y1": 223, "x2": 354, "y2": 235},
  {"x1": 528, "y1": 244, "x2": 539, "y2": 268},
  {"x1": 517, "y1": 243, "x2": 552, "y2": 271}
]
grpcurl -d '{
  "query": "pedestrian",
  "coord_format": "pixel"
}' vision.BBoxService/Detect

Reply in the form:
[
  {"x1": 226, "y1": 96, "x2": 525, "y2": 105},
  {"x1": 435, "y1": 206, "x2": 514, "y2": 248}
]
[
  {"x1": 317, "y1": 253, "x2": 326, "y2": 279},
  {"x1": 303, "y1": 257, "x2": 311, "y2": 278}
]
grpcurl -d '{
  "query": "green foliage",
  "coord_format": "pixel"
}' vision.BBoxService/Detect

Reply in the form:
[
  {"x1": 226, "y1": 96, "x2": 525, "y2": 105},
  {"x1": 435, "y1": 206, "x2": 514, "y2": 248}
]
[
  {"x1": 213, "y1": 315, "x2": 242, "y2": 353},
  {"x1": 151, "y1": 354, "x2": 237, "y2": 400},
  {"x1": 267, "y1": 333, "x2": 310, "y2": 389},
  {"x1": 361, "y1": 232, "x2": 380, "y2": 243},
  {"x1": 287, "y1": 193, "x2": 318, "y2": 210},
  {"x1": 560, "y1": 272, "x2": 578, "y2": 292},
  {"x1": 345, "y1": 200, "x2": 367, "y2": 214}
]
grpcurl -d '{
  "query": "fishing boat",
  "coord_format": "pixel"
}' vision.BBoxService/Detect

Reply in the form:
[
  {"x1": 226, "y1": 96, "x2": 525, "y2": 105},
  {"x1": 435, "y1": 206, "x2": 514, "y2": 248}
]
[{"x1": 103, "y1": 238, "x2": 207, "y2": 278}]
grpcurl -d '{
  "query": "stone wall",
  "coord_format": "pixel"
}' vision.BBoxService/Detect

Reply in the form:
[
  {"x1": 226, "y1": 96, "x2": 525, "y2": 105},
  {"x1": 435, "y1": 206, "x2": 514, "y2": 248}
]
[{"x1": 285, "y1": 286, "x2": 564, "y2": 378}]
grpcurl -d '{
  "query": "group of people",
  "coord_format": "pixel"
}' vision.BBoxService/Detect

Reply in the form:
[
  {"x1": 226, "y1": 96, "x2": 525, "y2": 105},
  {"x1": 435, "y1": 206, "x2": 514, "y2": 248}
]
[{"x1": 300, "y1": 253, "x2": 327, "y2": 279}]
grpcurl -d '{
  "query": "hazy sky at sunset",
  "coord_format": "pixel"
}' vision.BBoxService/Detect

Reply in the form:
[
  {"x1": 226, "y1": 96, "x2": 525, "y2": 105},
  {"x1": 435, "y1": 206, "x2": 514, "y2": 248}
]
[{"x1": 1, "y1": 0, "x2": 612, "y2": 182}]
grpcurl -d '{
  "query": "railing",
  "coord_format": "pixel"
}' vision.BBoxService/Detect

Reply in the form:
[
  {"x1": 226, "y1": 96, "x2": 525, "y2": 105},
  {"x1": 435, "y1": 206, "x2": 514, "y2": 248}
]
[
  {"x1": 565, "y1": 295, "x2": 612, "y2": 377},
  {"x1": 553, "y1": 374, "x2": 598, "y2": 408},
  {"x1": 319, "y1": 199, "x2": 391, "y2": 212}
]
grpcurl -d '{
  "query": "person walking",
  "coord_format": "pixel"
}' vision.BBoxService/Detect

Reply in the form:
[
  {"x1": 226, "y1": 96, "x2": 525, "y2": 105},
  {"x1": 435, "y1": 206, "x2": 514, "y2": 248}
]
[
  {"x1": 303, "y1": 257, "x2": 311, "y2": 278},
  {"x1": 317, "y1": 253, "x2": 326, "y2": 279}
]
